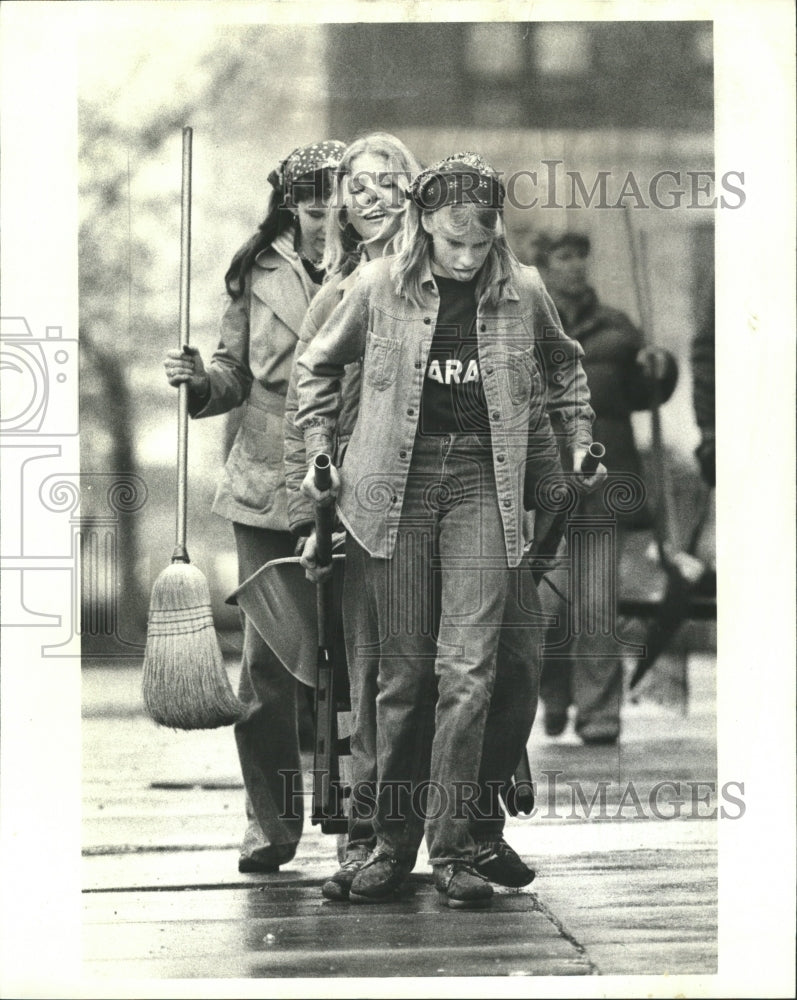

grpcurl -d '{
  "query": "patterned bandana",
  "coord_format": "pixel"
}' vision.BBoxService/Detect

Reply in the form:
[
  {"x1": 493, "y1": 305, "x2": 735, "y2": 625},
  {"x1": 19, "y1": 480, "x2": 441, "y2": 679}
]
[
  {"x1": 267, "y1": 140, "x2": 347, "y2": 196},
  {"x1": 409, "y1": 152, "x2": 505, "y2": 211}
]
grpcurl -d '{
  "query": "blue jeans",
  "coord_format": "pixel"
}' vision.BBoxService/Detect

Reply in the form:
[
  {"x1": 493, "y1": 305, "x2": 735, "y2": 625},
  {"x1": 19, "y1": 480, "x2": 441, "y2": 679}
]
[{"x1": 355, "y1": 432, "x2": 523, "y2": 865}]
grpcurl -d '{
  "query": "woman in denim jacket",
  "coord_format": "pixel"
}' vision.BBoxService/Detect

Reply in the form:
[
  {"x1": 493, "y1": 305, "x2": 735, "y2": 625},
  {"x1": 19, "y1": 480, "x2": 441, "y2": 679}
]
[
  {"x1": 163, "y1": 140, "x2": 345, "y2": 873},
  {"x1": 288, "y1": 139, "x2": 571, "y2": 903},
  {"x1": 295, "y1": 153, "x2": 604, "y2": 908}
]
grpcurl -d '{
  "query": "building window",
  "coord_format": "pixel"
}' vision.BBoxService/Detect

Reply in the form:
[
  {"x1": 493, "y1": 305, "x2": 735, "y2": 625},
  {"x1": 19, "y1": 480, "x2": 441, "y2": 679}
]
[
  {"x1": 532, "y1": 23, "x2": 592, "y2": 76},
  {"x1": 464, "y1": 22, "x2": 525, "y2": 79}
]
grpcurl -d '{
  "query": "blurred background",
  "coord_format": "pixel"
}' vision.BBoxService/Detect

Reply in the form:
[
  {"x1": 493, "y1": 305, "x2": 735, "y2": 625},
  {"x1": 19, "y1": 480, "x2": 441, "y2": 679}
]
[{"x1": 78, "y1": 19, "x2": 714, "y2": 651}]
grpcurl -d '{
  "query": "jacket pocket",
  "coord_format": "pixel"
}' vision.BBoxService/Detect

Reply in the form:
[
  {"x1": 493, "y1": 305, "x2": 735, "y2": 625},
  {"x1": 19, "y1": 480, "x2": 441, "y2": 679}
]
[
  {"x1": 507, "y1": 345, "x2": 542, "y2": 405},
  {"x1": 225, "y1": 404, "x2": 283, "y2": 514},
  {"x1": 363, "y1": 331, "x2": 400, "y2": 390}
]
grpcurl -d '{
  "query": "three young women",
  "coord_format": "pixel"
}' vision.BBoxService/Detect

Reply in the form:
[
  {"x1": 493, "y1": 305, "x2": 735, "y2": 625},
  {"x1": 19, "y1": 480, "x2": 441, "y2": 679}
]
[{"x1": 295, "y1": 152, "x2": 604, "y2": 908}]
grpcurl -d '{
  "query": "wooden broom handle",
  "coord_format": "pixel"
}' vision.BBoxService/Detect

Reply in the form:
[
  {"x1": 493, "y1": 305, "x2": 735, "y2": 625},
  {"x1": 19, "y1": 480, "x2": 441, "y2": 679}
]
[
  {"x1": 622, "y1": 206, "x2": 675, "y2": 566},
  {"x1": 173, "y1": 126, "x2": 192, "y2": 563}
]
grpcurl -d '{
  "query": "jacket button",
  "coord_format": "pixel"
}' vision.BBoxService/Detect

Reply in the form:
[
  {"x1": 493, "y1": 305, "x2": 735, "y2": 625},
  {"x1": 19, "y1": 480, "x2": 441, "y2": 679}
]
[
  {"x1": 480, "y1": 323, "x2": 487, "y2": 332},
  {"x1": 399, "y1": 450, "x2": 407, "y2": 459},
  {"x1": 496, "y1": 454, "x2": 505, "y2": 463},
  {"x1": 492, "y1": 411, "x2": 500, "y2": 420},
  {"x1": 502, "y1": 499, "x2": 511, "y2": 508},
  {"x1": 407, "y1": 408, "x2": 415, "y2": 416},
  {"x1": 415, "y1": 360, "x2": 422, "y2": 369},
  {"x1": 485, "y1": 366, "x2": 494, "y2": 376},
  {"x1": 424, "y1": 317, "x2": 432, "y2": 324},
  {"x1": 391, "y1": 495, "x2": 399, "y2": 504}
]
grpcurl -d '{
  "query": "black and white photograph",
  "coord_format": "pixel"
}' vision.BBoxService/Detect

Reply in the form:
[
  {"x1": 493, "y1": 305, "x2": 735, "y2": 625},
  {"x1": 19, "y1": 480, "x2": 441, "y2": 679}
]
[{"x1": 0, "y1": 1, "x2": 794, "y2": 996}]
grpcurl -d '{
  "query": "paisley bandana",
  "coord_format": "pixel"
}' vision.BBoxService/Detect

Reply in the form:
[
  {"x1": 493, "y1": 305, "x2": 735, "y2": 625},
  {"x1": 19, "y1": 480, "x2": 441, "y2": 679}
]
[
  {"x1": 409, "y1": 152, "x2": 505, "y2": 211},
  {"x1": 267, "y1": 140, "x2": 347, "y2": 198}
]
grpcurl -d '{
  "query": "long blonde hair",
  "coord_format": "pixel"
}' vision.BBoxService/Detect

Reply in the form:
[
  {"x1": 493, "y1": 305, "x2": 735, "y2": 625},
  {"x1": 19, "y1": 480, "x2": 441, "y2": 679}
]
[
  {"x1": 391, "y1": 202, "x2": 518, "y2": 308},
  {"x1": 321, "y1": 132, "x2": 422, "y2": 280}
]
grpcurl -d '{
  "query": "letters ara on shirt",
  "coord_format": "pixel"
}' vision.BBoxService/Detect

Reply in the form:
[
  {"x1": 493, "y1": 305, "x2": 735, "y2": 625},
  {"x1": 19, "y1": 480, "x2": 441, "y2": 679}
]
[{"x1": 426, "y1": 356, "x2": 481, "y2": 384}]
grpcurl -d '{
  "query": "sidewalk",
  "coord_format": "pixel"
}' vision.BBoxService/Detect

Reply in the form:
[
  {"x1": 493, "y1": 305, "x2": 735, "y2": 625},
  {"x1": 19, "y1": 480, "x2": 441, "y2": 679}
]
[{"x1": 82, "y1": 652, "x2": 718, "y2": 983}]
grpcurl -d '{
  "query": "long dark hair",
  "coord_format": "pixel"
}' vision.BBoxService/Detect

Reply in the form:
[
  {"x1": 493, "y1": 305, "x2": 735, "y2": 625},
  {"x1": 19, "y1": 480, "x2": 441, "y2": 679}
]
[{"x1": 224, "y1": 168, "x2": 335, "y2": 299}]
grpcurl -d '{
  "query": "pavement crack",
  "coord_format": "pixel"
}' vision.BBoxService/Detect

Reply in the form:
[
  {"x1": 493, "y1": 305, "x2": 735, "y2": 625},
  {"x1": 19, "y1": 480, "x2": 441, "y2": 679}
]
[{"x1": 532, "y1": 893, "x2": 600, "y2": 975}]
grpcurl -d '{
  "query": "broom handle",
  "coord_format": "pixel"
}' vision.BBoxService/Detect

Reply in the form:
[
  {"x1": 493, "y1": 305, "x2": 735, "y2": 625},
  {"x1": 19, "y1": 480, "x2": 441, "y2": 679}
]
[
  {"x1": 173, "y1": 126, "x2": 193, "y2": 564},
  {"x1": 622, "y1": 207, "x2": 675, "y2": 566}
]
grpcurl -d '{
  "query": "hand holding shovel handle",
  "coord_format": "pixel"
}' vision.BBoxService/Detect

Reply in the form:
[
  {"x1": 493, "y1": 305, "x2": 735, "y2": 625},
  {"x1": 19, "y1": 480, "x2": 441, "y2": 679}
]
[{"x1": 580, "y1": 441, "x2": 606, "y2": 476}]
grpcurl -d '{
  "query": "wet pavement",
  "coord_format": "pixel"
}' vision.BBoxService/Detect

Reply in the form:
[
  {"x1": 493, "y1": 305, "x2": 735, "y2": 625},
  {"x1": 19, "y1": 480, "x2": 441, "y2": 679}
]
[{"x1": 80, "y1": 650, "x2": 721, "y2": 987}]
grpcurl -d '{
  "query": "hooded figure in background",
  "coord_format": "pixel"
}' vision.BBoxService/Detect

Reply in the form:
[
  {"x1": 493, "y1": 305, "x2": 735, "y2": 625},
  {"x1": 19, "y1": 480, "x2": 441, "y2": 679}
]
[{"x1": 526, "y1": 230, "x2": 678, "y2": 745}]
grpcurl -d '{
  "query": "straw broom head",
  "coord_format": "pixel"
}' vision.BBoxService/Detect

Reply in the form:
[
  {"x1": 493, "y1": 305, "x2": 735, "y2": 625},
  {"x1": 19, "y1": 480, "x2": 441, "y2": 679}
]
[{"x1": 142, "y1": 561, "x2": 245, "y2": 729}]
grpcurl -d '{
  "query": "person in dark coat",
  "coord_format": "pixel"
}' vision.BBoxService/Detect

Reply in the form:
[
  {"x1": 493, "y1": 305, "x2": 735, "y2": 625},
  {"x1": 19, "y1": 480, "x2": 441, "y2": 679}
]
[{"x1": 527, "y1": 230, "x2": 678, "y2": 744}]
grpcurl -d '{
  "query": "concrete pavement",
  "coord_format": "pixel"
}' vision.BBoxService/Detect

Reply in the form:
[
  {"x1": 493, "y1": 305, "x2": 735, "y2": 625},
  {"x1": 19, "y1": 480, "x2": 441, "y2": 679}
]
[{"x1": 80, "y1": 649, "x2": 722, "y2": 988}]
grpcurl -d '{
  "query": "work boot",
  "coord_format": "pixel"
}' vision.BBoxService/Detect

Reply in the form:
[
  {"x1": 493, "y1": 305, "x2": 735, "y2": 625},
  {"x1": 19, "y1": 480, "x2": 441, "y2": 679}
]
[
  {"x1": 433, "y1": 862, "x2": 493, "y2": 909},
  {"x1": 321, "y1": 846, "x2": 371, "y2": 902},
  {"x1": 349, "y1": 852, "x2": 413, "y2": 903},
  {"x1": 474, "y1": 837, "x2": 536, "y2": 888}
]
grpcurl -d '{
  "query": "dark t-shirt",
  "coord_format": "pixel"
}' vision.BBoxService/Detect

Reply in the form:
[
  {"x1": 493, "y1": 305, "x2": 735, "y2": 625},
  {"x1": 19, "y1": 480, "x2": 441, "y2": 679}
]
[{"x1": 419, "y1": 275, "x2": 489, "y2": 435}]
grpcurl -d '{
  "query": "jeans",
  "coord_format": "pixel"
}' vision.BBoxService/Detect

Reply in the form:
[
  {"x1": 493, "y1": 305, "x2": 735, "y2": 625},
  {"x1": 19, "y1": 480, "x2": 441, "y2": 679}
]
[
  {"x1": 233, "y1": 523, "x2": 303, "y2": 866},
  {"x1": 353, "y1": 432, "x2": 531, "y2": 864}
]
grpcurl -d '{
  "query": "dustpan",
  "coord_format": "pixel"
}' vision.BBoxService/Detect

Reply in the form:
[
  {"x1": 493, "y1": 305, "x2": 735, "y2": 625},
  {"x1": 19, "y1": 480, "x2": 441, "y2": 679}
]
[{"x1": 226, "y1": 554, "x2": 348, "y2": 688}]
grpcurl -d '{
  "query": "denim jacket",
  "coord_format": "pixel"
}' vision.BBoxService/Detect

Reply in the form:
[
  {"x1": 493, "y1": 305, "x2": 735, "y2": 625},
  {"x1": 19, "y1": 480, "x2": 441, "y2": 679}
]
[
  {"x1": 284, "y1": 265, "x2": 364, "y2": 535},
  {"x1": 295, "y1": 256, "x2": 594, "y2": 566}
]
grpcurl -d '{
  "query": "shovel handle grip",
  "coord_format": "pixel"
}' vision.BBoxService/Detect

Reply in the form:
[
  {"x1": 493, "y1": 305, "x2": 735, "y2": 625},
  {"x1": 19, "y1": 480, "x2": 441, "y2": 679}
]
[
  {"x1": 581, "y1": 441, "x2": 605, "y2": 476},
  {"x1": 313, "y1": 454, "x2": 334, "y2": 568}
]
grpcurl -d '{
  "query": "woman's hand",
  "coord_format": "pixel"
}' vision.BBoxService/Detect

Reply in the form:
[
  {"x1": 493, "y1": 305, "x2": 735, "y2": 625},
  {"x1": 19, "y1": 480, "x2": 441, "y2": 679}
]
[
  {"x1": 571, "y1": 446, "x2": 608, "y2": 493},
  {"x1": 636, "y1": 346, "x2": 673, "y2": 382},
  {"x1": 298, "y1": 529, "x2": 341, "y2": 582},
  {"x1": 164, "y1": 345, "x2": 209, "y2": 393},
  {"x1": 300, "y1": 461, "x2": 341, "y2": 504}
]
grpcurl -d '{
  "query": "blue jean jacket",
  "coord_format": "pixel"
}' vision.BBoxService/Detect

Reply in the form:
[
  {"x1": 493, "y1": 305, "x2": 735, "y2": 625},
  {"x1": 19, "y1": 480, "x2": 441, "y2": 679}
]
[{"x1": 296, "y1": 256, "x2": 594, "y2": 567}]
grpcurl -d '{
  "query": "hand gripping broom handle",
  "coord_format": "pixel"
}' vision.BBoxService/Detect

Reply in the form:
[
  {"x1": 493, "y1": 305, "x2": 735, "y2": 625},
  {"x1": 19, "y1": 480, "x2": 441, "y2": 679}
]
[
  {"x1": 622, "y1": 206, "x2": 675, "y2": 566},
  {"x1": 173, "y1": 126, "x2": 193, "y2": 565}
]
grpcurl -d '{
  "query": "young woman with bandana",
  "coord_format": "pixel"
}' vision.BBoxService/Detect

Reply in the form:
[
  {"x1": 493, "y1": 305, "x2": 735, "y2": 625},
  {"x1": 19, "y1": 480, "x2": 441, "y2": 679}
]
[
  {"x1": 288, "y1": 138, "x2": 565, "y2": 903},
  {"x1": 295, "y1": 153, "x2": 604, "y2": 908},
  {"x1": 163, "y1": 140, "x2": 346, "y2": 873}
]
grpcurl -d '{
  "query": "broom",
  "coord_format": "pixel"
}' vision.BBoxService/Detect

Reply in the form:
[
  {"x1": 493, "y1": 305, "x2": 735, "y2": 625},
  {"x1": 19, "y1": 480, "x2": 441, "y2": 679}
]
[{"x1": 142, "y1": 126, "x2": 245, "y2": 729}]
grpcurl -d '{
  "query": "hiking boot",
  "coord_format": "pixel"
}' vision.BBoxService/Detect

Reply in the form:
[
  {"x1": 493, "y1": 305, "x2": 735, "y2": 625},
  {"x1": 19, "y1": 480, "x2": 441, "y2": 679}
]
[
  {"x1": 349, "y1": 852, "x2": 413, "y2": 903},
  {"x1": 474, "y1": 837, "x2": 536, "y2": 888},
  {"x1": 238, "y1": 843, "x2": 296, "y2": 874},
  {"x1": 238, "y1": 858, "x2": 280, "y2": 874},
  {"x1": 321, "y1": 846, "x2": 371, "y2": 902},
  {"x1": 433, "y1": 862, "x2": 493, "y2": 909}
]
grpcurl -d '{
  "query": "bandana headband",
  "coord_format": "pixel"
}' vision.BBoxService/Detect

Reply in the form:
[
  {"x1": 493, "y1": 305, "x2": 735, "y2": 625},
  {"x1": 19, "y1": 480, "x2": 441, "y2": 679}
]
[
  {"x1": 409, "y1": 152, "x2": 505, "y2": 211},
  {"x1": 267, "y1": 139, "x2": 347, "y2": 196}
]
